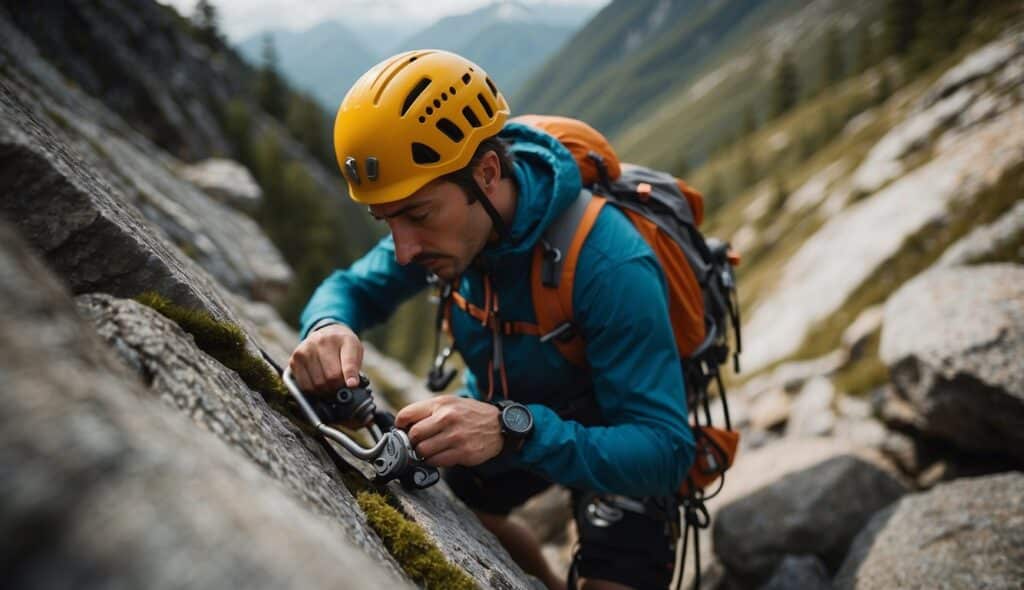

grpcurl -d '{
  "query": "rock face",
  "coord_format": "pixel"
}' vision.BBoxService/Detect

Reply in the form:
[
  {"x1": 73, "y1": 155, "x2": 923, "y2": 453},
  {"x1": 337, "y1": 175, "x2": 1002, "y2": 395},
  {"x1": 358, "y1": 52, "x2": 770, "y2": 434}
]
[
  {"x1": 0, "y1": 221, "x2": 406, "y2": 590},
  {"x1": 834, "y1": 472, "x2": 1024, "y2": 590},
  {"x1": 179, "y1": 158, "x2": 263, "y2": 212},
  {"x1": 743, "y1": 30, "x2": 1024, "y2": 371},
  {"x1": 3, "y1": 1, "x2": 378, "y2": 255},
  {"x1": 72, "y1": 294, "x2": 538, "y2": 589},
  {"x1": 74, "y1": 293, "x2": 402, "y2": 571},
  {"x1": 0, "y1": 12, "x2": 292, "y2": 303},
  {"x1": 758, "y1": 555, "x2": 831, "y2": 590},
  {"x1": 880, "y1": 264, "x2": 1024, "y2": 461},
  {"x1": 714, "y1": 454, "x2": 907, "y2": 585}
]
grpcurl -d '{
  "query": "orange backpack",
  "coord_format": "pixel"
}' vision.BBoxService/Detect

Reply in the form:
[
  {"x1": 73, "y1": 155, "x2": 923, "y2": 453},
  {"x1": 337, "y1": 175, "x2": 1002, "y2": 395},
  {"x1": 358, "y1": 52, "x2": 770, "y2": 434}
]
[
  {"x1": 509, "y1": 116, "x2": 743, "y2": 589},
  {"x1": 512, "y1": 114, "x2": 742, "y2": 491}
]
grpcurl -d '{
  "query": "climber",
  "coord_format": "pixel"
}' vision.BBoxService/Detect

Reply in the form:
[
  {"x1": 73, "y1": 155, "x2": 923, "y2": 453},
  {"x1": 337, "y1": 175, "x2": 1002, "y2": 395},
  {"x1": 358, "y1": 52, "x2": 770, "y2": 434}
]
[{"x1": 289, "y1": 50, "x2": 695, "y2": 590}]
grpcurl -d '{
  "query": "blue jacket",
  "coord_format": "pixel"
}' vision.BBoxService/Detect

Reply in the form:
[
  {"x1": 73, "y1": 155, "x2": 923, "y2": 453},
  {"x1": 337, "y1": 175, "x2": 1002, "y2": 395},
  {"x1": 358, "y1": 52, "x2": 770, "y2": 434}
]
[{"x1": 300, "y1": 122, "x2": 695, "y2": 497}]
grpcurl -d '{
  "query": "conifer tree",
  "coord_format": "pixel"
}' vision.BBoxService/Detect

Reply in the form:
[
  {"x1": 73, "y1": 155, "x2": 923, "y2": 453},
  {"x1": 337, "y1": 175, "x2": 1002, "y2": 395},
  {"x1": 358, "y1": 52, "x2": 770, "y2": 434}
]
[
  {"x1": 772, "y1": 51, "x2": 800, "y2": 117},
  {"x1": 883, "y1": 0, "x2": 921, "y2": 56},
  {"x1": 192, "y1": 0, "x2": 221, "y2": 48},
  {"x1": 822, "y1": 26, "x2": 845, "y2": 88},
  {"x1": 854, "y1": 26, "x2": 875, "y2": 74},
  {"x1": 257, "y1": 35, "x2": 287, "y2": 120}
]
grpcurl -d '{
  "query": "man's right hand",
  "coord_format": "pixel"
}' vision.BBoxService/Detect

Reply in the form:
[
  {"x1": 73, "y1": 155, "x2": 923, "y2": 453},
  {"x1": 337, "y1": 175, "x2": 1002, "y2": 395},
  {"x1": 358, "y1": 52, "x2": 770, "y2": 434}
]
[{"x1": 288, "y1": 323, "x2": 364, "y2": 394}]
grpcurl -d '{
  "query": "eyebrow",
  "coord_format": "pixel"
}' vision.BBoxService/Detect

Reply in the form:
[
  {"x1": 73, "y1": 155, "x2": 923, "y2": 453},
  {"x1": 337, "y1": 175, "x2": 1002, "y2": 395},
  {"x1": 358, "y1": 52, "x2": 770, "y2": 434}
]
[{"x1": 369, "y1": 201, "x2": 429, "y2": 220}]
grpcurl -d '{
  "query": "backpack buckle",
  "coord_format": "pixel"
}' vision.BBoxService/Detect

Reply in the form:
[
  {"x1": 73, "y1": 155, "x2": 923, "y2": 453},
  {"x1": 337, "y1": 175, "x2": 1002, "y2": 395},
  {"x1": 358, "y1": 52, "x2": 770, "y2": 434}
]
[
  {"x1": 540, "y1": 321, "x2": 575, "y2": 343},
  {"x1": 541, "y1": 240, "x2": 562, "y2": 287}
]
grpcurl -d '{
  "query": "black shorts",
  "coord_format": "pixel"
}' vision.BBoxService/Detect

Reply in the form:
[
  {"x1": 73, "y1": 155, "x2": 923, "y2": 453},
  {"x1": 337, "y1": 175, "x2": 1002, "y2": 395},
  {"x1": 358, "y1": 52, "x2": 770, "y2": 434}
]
[{"x1": 445, "y1": 465, "x2": 679, "y2": 590}]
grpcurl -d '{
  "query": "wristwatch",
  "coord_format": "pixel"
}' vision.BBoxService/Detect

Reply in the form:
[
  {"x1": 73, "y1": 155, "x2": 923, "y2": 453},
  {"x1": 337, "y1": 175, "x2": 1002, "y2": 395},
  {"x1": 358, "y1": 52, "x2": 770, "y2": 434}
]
[{"x1": 493, "y1": 399, "x2": 534, "y2": 451}]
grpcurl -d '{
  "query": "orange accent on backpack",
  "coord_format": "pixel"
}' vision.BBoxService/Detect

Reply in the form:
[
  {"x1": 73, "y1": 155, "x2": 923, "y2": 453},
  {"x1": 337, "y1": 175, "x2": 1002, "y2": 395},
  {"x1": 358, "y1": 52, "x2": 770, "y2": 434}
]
[
  {"x1": 620, "y1": 209, "x2": 706, "y2": 358},
  {"x1": 511, "y1": 114, "x2": 622, "y2": 185},
  {"x1": 679, "y1": 426, "x2": 740, "y2": 495}
]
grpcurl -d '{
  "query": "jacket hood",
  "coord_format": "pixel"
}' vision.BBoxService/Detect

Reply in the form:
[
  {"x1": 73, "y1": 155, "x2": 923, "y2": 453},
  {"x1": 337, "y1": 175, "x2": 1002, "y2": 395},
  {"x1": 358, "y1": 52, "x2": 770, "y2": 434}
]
[{"x1": 478, "y1": 122, "x2": 582, "y2": 264}]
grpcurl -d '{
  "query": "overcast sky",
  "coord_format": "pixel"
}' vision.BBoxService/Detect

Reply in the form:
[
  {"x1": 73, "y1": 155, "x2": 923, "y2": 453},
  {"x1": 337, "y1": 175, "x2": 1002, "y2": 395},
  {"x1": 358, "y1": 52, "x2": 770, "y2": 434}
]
[{"x1": 159, "y1": 0, "x2": 609, "y2": 41}]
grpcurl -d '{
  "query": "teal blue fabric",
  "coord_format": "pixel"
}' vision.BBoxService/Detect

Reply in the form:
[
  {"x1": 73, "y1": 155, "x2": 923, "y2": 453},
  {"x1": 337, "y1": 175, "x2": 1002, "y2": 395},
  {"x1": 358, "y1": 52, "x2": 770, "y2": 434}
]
[{"x1": 300, "y1": 122, "x2": 695, "y2": 497}]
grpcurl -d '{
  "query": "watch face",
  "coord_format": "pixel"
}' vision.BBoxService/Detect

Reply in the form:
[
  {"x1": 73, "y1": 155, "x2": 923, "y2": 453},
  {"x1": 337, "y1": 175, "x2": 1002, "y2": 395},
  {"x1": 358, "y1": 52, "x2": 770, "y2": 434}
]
[{"x1": 503, "y1": 405, "x2": 533, "y2": 434}]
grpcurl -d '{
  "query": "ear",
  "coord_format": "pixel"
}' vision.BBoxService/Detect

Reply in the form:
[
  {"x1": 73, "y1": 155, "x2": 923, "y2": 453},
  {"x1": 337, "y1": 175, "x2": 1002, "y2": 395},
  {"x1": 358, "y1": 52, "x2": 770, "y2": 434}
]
[{"x1": 475, "y1": 150, "x2": 501, "y2": 189}]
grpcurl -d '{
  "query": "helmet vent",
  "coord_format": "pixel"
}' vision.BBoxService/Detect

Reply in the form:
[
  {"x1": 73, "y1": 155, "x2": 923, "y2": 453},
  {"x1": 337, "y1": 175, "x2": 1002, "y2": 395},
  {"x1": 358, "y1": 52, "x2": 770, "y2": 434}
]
[
  {"x1": 485, "y1": 77, "x2": 498, "y2": 98},
  {"x1": 462, "y1": 73, "x2": 471, "y2": 85},
  {"x1": 401, "y1": 77, "x2": 432, "y2": 116},
  {"x1": 412, "y1": 142, "x2": 441, "y2": 164},
  {"x1": 436, "y1": 118, "x2": 464, "y2": 143},
  {"x1": 477, "y1": 94, "x2": 494, "y2": 119},
  {"x1": 462, "y1": 106, "x2": 481, "y2": 128}
]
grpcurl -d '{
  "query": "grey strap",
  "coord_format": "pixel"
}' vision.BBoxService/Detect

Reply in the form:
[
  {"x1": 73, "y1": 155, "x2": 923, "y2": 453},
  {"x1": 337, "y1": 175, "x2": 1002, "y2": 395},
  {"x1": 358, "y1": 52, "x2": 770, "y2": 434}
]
[{"x1": 540, "y1": 189, "x2": 593, "y2": 288}]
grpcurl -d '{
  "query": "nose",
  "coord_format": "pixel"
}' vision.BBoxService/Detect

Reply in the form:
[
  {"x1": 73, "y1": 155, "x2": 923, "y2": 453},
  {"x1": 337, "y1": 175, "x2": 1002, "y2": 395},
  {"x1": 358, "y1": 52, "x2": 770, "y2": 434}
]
[{"x1": 391, "y1": 223, "x2": 422, "y2": 266}]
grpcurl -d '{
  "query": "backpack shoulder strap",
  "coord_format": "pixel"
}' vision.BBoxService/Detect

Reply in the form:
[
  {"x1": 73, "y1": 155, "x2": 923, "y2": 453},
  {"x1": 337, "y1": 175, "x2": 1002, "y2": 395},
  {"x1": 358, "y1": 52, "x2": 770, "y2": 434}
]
[{"x1": 531, "y1": 189, "x2": 606, "y2": 366}]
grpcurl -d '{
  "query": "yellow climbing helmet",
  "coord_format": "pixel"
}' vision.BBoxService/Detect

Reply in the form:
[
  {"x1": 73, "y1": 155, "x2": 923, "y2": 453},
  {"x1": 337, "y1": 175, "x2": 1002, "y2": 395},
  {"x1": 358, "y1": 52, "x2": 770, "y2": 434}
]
[{"x1": 333, "y1": 50, "x2": 510, "y2": 205}]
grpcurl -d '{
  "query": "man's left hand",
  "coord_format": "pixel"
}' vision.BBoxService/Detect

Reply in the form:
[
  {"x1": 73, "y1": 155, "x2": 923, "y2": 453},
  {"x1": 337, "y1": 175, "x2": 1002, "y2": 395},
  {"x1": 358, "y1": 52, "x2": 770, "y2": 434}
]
[{"x1": 394, "y1": 395, "x2": 503, "y2": 467}]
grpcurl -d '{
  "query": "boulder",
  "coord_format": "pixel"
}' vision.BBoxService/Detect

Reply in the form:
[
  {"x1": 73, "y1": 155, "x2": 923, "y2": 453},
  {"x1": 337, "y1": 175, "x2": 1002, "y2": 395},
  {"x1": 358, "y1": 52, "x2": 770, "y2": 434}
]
[
  {"x1": 749, "y1": 388, "x2": 792, "y2": 431},
  {"x1": 714, "y1": 453, "x2": 907, "y2": 585},
  {"x1": 758, "y1": 555, "x2": 831, "y2": 590},
  {"x1": 0, "y1": 220, "x2": 405, "y2": 589},
  {"x1": 785, "y1": 377, "x2": 836, "y2": 438},
  {"x1": 677, "y1": 438, "x2": 883, "y2": 590},
  {"x1": 880, "y1": 264, "x2": 1024, "y2": 461},
  {"x1": 834, "y1": 473, "x2": 1024, "y2": 590},
  {"x1": 179, "y1": 158, "x2": 263, "y2": 212}
]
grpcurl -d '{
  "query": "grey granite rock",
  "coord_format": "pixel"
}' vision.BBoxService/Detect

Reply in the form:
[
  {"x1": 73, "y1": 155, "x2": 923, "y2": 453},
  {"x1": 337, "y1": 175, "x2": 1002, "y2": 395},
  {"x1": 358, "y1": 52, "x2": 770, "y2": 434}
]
[
  {"x1": 758, "y1": 555, "x2": 831, "y2": 590},
  {"x1": 714, "y1": 454, "x2": 906, "y2": 586},
  {"x1": 179, "y1": 158, "x2": 263, "y2": 212},
  {"x1": 0, "y1": 13, "x2": 291, "y2": 303},
  {"x1": 0, "y1": 220, "x2": 406, "y2": 590},
  {"x1": 743, "y1": 31, "x2": 1024, "y2": 372},
  {"x1": 834, "y1": 472, "x2": 1024, "y2": 590},
  {"x1": 880, "y1": 264, "x2": 1024, "y2": 461},
  {"x1": 76, "y1": 292, "x2": 542, "y2": 589}
]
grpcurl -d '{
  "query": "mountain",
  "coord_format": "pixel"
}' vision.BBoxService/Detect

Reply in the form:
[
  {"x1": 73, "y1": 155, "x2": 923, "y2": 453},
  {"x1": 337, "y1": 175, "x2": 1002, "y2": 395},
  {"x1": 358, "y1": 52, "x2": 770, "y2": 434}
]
[
  {"x1": 515, "y1": 0, "x2": 811, "y2": 144},
  {"x1": 237, "y1": 20, "x2": 380, "y2": 111},
  {"x1": 389, "y1": 1, "x2": 603, "y2": 97}
]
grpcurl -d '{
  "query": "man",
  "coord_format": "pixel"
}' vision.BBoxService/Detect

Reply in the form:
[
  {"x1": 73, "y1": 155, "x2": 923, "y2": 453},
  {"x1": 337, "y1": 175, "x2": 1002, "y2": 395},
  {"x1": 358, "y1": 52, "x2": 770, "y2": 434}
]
[{"x1": 290, "y1": 50, "x2": 695, "y2": 590}]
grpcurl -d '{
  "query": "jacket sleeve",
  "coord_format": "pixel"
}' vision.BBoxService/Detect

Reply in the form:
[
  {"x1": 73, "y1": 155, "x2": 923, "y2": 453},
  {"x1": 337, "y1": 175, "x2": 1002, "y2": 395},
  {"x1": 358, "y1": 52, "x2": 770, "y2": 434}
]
[
  {"x1": 510, "y1": 252, "x2": 696, "y2": 497},
  {"x1": 299, "y1": 235, "x2": 430, "y2": 338}
]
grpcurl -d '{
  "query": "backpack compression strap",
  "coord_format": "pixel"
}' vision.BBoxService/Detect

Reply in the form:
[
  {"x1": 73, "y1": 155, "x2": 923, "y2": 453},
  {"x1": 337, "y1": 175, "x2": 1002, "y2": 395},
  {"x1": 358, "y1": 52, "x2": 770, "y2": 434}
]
[{"x1": 530, "y1": 189, "x2": 606, "y2": 367}]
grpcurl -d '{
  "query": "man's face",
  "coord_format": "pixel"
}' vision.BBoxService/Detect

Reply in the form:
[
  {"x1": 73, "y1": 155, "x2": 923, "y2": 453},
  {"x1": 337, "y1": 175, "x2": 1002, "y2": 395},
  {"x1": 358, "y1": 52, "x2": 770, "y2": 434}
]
[{"x1": 369, "y1": 179, "x2": 490, "y2": 280}]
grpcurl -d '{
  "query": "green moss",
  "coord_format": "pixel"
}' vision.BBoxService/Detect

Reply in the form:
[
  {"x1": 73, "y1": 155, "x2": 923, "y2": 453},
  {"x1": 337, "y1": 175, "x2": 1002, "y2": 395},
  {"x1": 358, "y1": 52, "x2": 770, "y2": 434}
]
[
  {"x1": 135, "y1": 291, "x2": 287, "y2": 400},
  {"x1": 46, "y1": 107, "x2": 71, "y2": 132},
  {"x1": 831, "y1": 330, "x2": 890, "y2": 396},
  {"x1": 356, "y1": 491, "x2": 477, "y2": 590}
]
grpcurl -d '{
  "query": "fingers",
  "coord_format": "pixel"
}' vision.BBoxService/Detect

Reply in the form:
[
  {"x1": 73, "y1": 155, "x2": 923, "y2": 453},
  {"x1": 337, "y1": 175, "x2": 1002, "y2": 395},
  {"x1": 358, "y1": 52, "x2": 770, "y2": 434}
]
[
  {"x1": 424, "y1": 448, "x2": 464, "y2": 468},
  {"x1": 395, "y1": 398, "x2": 439, "y2": 430},
  {"x1": 340, "y1": 338, "x2": 362, "y2": 388},
  {"x1": 407, "y1": 411, "x2": 448, "y2": 446},
  {"x1": 316, "y1": 343, "x2": 344, "y2": 391},
  {"x1": 288, "y1": 324, "x2": 363, "y2": 393}
]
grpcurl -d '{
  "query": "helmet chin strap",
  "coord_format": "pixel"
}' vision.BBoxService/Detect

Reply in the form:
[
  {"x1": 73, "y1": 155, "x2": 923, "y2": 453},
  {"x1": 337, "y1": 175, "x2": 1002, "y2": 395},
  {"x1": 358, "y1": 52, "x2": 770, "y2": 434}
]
[{"x1": 468, "y1": 178, "x2": 509, "y2": 243}]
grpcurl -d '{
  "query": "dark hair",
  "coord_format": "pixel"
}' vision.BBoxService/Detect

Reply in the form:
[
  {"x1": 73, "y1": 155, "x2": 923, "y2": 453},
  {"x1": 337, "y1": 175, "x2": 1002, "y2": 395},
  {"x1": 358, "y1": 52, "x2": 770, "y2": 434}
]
[{"x1": 441, "y1": 135, "x2": 515, "y2": 202}]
